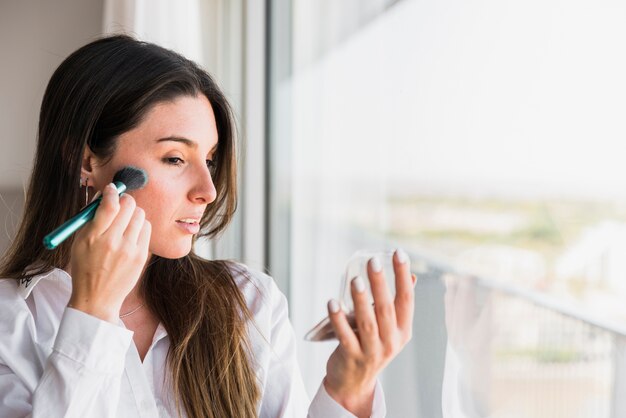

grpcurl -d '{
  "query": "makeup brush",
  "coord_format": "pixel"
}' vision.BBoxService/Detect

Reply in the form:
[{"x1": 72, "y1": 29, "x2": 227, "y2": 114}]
[{"x1": 43, "y1": 166, "x2": 148, "y2": 250}]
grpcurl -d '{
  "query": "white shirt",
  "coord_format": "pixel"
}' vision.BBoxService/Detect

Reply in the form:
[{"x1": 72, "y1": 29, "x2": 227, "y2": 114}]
[{"x1": 0, "y1": 264, "x2": 386, "y2": 417}]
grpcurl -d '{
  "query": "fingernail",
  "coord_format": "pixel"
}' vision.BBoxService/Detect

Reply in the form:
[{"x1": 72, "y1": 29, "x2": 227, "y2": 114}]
[
  {"x1": 352, "y1": 276, "x2": 365, "y2": 293},
  {"x1": 396, "y1": 248, "x2": 409, "y2": 264},
  {"x1": 107, "y1": 182, "x2": 116, "y2": 191},
  {"x1": 370, "y1": 256, "x2": 382, "y2": 273},
  {"x1": 328, "y1": 299, "x2": 340, "y2": 313}
]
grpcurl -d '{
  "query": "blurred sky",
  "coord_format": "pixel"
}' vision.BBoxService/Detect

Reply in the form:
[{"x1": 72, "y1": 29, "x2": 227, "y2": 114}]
[{"x1": 292, "y1": 0, "x2": 626, "y2": 200}]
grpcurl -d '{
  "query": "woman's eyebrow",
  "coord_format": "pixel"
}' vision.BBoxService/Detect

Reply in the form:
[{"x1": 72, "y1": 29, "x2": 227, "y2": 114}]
[{"x1": 155, "y1": 136, "x2": 218, "y2": 153}]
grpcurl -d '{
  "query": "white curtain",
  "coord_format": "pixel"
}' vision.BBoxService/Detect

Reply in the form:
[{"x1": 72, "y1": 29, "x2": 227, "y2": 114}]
[{"x1": 102, "y1": 0, "x2": 204, "y2": 65}]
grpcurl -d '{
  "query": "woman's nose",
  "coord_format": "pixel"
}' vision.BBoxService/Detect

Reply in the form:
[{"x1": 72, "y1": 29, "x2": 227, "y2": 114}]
[{"x1": 189, "y1": 164, "x2": 217, "y2": 204}]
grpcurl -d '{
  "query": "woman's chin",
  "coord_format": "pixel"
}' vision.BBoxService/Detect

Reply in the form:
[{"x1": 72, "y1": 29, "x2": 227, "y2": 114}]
[{"x1": 150, "y1": 242, "x2": 193, "y2": 259}]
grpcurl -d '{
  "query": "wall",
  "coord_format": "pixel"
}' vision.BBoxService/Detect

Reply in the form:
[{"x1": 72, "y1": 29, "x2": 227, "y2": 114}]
[{"x1": 0, "y1": 0, "x2": 104, "y2": 256}]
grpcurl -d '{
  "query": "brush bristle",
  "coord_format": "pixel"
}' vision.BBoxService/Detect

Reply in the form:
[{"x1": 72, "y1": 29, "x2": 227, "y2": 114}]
[{"x1": 112, "y1": 166, "x2": 148, "y2": 191}]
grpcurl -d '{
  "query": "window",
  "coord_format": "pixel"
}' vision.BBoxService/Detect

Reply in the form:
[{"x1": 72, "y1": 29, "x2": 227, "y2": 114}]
[{"x1": 267, "y1": 0, "x2": 626, "y2": 416}]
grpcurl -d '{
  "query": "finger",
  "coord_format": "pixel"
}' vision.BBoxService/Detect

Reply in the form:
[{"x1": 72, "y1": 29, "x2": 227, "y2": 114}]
[
  {"x1": 123, "y1": 206, "x2": 145, "y2": 243},
  {"x1": 367, "y1": 256, "x2": 396, "y2": 343},
  {"x1": 104, "y1": 194, "x2": 136, "y2": 239},
  {"x1": 393, "y1": 249, "x2": 414, "y2": 333},
  {"x1": 88, "y1": 183, "x2": 121, "y2": 236},
  {"x1": 137, "y1": 220, "x2": 152, "y2": 253},
  {"x1": 351, "y1": 276, "x2": 380, "y2": 355},
  {"x1": 327, "y1": 299, "x2": 361, "y2": 356}
]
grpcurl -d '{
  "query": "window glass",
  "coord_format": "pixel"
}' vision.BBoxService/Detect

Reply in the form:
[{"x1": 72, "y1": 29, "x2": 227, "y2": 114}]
[{"x1": 268, "y1": 0, "x2": 626, "y2": 416}]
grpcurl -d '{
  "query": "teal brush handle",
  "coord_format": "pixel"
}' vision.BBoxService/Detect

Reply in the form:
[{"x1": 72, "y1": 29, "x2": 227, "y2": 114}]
[{"x1": 43, "y1": 181, "x2": 127, "y2": 250}]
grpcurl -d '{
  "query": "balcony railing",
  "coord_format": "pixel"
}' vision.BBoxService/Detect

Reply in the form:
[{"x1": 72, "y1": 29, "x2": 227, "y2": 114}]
[{"x1": 405, "y1": 249, "x2": 625, "y2": 418}]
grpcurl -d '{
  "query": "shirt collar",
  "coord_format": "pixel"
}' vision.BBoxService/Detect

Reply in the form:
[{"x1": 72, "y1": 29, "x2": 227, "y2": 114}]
[
  {"x1": 17, "y1": 262, "x2": 70, "y2": 300},
  {"x1": 117, "y1": 315, "x2": 170, "y2": 345},
  {"x1": 17, "y1": 262, "x2": 170, "y2": 342}
]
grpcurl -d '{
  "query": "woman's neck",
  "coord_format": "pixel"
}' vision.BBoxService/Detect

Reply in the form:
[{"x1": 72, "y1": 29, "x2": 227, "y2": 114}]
[{"x1": 61, "y1": 263, "x2": 146, "y2": 314}]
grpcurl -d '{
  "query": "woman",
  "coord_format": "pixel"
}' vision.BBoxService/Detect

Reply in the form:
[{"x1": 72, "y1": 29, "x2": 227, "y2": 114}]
[{"x1": 0, "y1": 35, "x2": 415, "y2": 417}]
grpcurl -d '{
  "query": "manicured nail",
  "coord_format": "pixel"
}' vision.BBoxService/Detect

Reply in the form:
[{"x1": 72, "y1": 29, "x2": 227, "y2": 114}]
[
  {"x1": 396, "y1": 248, "x2": 409, "y2": 264},
  {"x1": 107, "y1": 182, "x2": 116, "y2": 191},
  {"x1": 352, "y1": 276, "x2": 365, "y2": 293},
  {"x1": 370, "y1": 256, "x2": 382, "y2": 273},
  {"x1": 328, "y1": 299, "x2": 340, "y2": 313}
]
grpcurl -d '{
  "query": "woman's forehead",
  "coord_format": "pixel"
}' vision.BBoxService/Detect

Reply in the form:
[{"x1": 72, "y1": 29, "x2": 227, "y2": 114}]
[{"x1": 119, "y1": 96, "x2": 218, "y2": 151}]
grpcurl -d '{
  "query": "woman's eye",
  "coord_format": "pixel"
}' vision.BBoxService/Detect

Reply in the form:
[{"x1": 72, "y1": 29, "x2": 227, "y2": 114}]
[
  {"x1": 164, "y1": 157, "x2": 184, "y2": 165},
  {"x1": 207, "y1": 160, "x2": 217, "y2": 176},
  {"x1": 163, "y1": 157, "x2": 215, "y2": 175}
]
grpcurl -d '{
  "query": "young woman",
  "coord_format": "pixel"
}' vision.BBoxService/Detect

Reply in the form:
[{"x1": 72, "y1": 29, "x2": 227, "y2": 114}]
[{"x1": 0, "y1": 35, "x2": 415, "y2": 417}]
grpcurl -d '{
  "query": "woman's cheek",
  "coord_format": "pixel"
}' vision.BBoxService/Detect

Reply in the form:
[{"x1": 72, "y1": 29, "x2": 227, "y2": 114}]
[{"x1": 145, "y1": 209, "x2": 192, "y2": 252}]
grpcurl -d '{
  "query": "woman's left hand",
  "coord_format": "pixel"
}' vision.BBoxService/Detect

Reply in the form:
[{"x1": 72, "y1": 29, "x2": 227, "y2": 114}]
[{"x1": 324, "y1": 249, "x2": 416, "y2": 417}]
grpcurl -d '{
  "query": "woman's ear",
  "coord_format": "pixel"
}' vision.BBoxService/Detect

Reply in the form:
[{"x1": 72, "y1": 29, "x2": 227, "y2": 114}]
[{"x1": 80, "y1": 146, "x2": 104, "y2": 190}]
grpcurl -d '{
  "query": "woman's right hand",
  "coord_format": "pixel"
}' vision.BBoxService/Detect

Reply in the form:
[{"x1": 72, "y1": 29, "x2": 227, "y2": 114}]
[{"x1": 68, "y1": 183, "x2": 152, "y2": 323}]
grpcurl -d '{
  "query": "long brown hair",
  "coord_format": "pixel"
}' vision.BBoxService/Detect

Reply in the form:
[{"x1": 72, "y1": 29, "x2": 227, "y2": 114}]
[{"x1": 0, "y1": 35, "x2": 261, "y2": 417}]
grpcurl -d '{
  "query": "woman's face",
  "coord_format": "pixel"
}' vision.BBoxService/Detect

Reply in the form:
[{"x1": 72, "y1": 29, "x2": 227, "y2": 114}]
[{"x1": 84, "y1": 94, "x2": 218, "y2": 259}]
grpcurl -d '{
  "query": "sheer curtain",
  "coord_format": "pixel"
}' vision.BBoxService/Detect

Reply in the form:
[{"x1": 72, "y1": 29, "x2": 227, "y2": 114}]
[{"x1": 102, "y1": 0, "x2": 204, "y2": 63}]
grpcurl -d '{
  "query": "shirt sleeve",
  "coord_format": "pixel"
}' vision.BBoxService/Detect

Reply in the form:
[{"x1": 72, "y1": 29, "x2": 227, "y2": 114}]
[
  {"x1": 309, "y1": 378, "x2": 386, "y2": 418},
  {"x1": 259, "y1": 279, "x2": 386, "y2": 417},
  {"x1": 0, "y1": 307, "x2": 133, "y2": 418}
]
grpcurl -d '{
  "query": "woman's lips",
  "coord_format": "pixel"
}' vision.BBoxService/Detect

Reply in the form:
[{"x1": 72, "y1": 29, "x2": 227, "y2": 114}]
[{"x1": 175, "y1": 220, "x2": 200, "y2": 234}]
